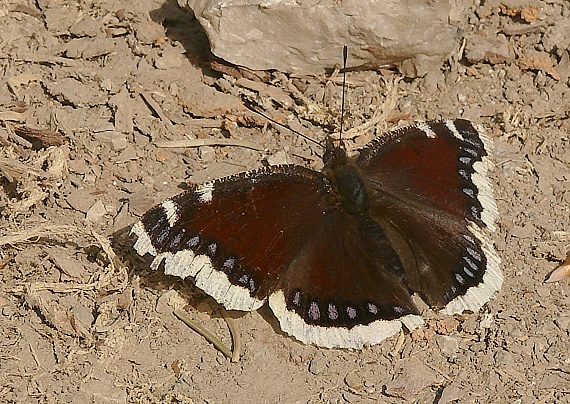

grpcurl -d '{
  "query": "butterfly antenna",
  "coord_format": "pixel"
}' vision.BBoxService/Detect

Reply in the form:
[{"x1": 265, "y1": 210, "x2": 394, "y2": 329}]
[
  {"x1": 339, "y1": 45, "x2": 348, "y2": 144},
  {"x1": 242, "y1": 100, "x2": 323, "y2": 149}
]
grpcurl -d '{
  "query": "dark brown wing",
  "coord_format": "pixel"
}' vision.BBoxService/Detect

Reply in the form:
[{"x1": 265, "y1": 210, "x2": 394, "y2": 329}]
[
  {"x1": 132, "y1": 164, "x2": 423, "y2": 348},
  {"x1": 356, "y1": 119, "x2": 502, "y2": 313},
  {"x1": 133, "y1": 165, "x2": 328, "y2": 311},
  {"x1": 268, "y1": 211, "x2": 423, "y2": 349}
]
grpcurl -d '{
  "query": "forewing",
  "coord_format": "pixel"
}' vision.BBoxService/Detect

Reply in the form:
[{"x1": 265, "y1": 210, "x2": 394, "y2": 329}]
[
  {"x1": 132, "y1": 165, "x2": 331, "y2": 311},
  {"x1": 356, "y1": 119, "x2": 502, "y2": 312}
]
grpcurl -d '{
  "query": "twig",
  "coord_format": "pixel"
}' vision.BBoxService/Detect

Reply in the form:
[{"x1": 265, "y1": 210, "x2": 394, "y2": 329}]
[
  {"x1": 155, "y1": 138, "x2": 263, "y2": 151},
  {"x1": 13, "y1": 125, "x2": 66, "y2": 147},
  {"x1": 0, "y1": 53, "x2": 77, "y2": 66},
  {"x1": 10, "y1": 282, "x2": 99, "y2": 294},
  {"x1": 391, "y1": 330, "x2": 405, "y2": 357},
  {"x1": 0, "y1": 111, "x2": 26, "y2": 122},
  {"x1": 137, "y1": 88, "x2": 178, "y2": 137},
  {"x1": 0, "y1": 355, "x2": 21, "y2": 361},
  {"x1": 0, "y1": 254, "x2": 15, "y2": 270},
  {"x1": 346, "y1": 387, "x2": 382, "y2": 401},
  {"x1": 220, "y1": 308, "x2": 241, "y2": 362},
  {"x1": 423, "y1": 362, "x2": 452, "y2": 382},
  {"x1": 173, "y1": 309, "x2": 233, "y2": 360},
  {"x1": 27, "y1": 341, "x2": 44, "y2": 370},
  {"x1": 186, "y1": 118, "x2": 224, "y2": 128},
  {"x1": 0, "y1": 225, "x2": 78, "y2": 246},
  {"x1": 90, "y1": 229, "x2": 129, "y2": 294},
  {"x1": 289, "y1": 73, "x2": 364, "y2": 86},
  {"x1": 90, "y1": 230, "x2": 125, "y2": 271}
]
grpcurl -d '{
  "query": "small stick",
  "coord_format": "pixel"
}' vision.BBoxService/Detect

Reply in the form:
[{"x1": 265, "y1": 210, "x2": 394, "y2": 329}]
[
  {"x1": 0, "y1": 225, "x2": 77, "y2": 246},
  {"x1": 220, "y1": 308, "x2": 241, "y2": 362},
  {"x1": 27, "y1": 341, "x2": 44, "y2": 370},
  {"x1": 138, "y1": 88, "x2": 178, "y2": 137},
  {"x1": 155, "y1": 138, "x2": 263, "y2": 151},
  {"x1": 90, "y1": 230, "x2": 125, "y2": 271},
  {"x1": 0, "y1": 53, "x2": 77, "y2": 66},
  {"x1": 173, "y1": 309, "x2": 233, "y2": 360},
  {"x1": 391, "y1": 330, "x2": 406, "y2": 356},
  {"x1": 185, "y1": 119, "x2": 224, "y2": 128},
  {"x1": 10, "y1": 281, "x2": 99, "y2": 295},
  {"x1": 0, "y1": 254, "x2": 14, "y2": 270},
  {"x1": 423, "y1": 362, "x2": 452, "y2": 382},
  {"x1": 29, "y1": 282, "x2": 98, "y2": 293},
  {"x1": 0, "y1": 111, "x2": 26, "y2": 122}
]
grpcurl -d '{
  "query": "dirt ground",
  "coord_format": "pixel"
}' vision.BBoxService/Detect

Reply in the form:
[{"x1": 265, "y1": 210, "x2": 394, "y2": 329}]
[{"x1": 0, "y1": 0, "x2": 569, "y2": 403}]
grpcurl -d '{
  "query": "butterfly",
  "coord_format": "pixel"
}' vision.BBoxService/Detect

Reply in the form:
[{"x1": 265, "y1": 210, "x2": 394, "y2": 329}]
[{"x1": 132, "y1": 119, "x2": 502, "y2": 349}]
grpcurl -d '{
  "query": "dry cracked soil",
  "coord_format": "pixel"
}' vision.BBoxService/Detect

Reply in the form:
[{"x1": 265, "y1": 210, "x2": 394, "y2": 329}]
[{"x1": 0, "y1": 0, "x2": 569, "y2": 403}]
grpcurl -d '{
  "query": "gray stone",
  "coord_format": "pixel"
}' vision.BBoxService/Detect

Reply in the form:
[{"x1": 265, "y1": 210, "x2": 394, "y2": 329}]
[
  {"x1": 464, "y1": 34, "x2": 514, "y2": 65},
  {"x1": 543, "y1": 18, "x2": 570, "y2": 56},
  {"x1": 308, "y1": 352, "x2": 327, "y2": 375},
  {"x1": 439, "y1": 385, "x2": 466, "y2": 404},
  {"x1": 436, "y1": 335, "x2": 459, "y2": 357},
  {"x1": 385, "y1": 357, "x2": 444, "y2": 400},
  {"x1": 179, "y1": 0, "x2": 460, "y2": 77}
]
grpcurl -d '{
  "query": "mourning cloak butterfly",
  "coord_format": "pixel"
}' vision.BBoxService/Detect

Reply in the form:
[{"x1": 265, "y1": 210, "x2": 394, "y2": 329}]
[{"x1": 132, "y1": 119, "x2": 502, "y2": 349}]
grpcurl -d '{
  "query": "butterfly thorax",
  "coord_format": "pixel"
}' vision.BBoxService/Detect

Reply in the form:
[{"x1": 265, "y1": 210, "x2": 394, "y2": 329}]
[{"x1": 323, "y1": 141, "x2": 370, "y2": 215}]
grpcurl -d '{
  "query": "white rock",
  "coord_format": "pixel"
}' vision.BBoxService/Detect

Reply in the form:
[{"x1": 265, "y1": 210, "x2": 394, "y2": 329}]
[{"x1": 179, "y1": 0, "x2": 460, "y2": 76}]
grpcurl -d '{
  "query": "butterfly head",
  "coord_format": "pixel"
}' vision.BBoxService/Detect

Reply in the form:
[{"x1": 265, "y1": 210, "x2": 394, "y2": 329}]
[{"x1": 322, "y1": 136, "x2": 348, "y2": 169}]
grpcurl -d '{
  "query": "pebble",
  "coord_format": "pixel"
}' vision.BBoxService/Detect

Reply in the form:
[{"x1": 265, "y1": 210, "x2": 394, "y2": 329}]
[{"x1": 308, "y1": 353, "x2": 327, "y2": 375}]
